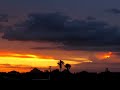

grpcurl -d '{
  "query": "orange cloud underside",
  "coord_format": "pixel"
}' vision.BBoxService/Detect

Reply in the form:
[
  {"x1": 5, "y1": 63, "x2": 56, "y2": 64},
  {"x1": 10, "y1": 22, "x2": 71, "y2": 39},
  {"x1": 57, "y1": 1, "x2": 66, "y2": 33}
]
[
  {"x1": 0, "y1": 52, "x2": 79, "y2": 72},
  {"x1": 96, "y1": 52, "x2": 112, "y2": 60}
]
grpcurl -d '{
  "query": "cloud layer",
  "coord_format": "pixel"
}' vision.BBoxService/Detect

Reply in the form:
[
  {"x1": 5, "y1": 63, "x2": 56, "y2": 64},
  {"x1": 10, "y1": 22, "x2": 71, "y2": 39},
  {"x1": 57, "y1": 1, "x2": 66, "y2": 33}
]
[
  {"x1": 0, "y1": 14, "x2": 8, "y2": 22},
  {"x1": 106, "y1": 8, "x2": 120, "y2": 14},
  {"x1": 2, "y1": 12, "x2": 120, "y2": 52}
]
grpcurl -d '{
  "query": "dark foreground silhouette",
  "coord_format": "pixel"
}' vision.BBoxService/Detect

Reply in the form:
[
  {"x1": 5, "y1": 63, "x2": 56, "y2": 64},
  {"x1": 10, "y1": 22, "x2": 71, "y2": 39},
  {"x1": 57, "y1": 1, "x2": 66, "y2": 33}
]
[{"x1": 0, "y1": 68, "x2": 120, "y2": 80}]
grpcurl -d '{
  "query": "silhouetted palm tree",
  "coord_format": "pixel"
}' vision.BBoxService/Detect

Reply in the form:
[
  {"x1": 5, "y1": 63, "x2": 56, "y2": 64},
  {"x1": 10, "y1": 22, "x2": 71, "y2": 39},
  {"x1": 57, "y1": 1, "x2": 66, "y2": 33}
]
[
  {"x1": 57, "y1": 60, "x2": 64, "y2": 72},
  {"x1": 65, "y1": 64, "x2": 71, "y2": 72}
]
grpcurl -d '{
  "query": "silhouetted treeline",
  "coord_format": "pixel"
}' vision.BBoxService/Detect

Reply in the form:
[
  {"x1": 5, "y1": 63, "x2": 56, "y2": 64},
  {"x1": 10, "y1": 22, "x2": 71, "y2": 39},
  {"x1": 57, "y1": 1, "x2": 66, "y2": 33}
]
[{"x1": 0, "y1": 68, "x2": 120, "y2": 80}]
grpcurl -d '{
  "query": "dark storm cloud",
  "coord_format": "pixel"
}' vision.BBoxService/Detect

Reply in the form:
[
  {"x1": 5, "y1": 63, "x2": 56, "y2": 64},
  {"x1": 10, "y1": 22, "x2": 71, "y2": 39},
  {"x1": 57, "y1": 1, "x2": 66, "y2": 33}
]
[
  {"x1": 2, "y1": 12, "x2": 120, "y2": 51},
  {"x1": 0, "y1": 14, "x2": 8, "y2": 22},
  {"x1": 0, "y1": 14, "x2": 9, "y2": 33},
  {"x1": 0, "y1": 24, "x2": 10, "y2": 33},
  {"x1": 32, "y1": 45, "x2": 120, "y2": 52},
  {"x1": 56, "y1": 46, "x2": 120, "y2": 52},
  {"x1": 106, "y1": 8, "x2": 120, "y2": 14},
  {"x1": 32, "y1": 46, "x2": 61, "y2": 50},
  {"x1": 86, "y1": 16, "x2": 96, "y2": 20},
  {"x1": 0, "y1": 25, "x2": 4, "y2": 32},
  {"x1": 2, "y1": 12, "x2": 70, "y2": 41}
]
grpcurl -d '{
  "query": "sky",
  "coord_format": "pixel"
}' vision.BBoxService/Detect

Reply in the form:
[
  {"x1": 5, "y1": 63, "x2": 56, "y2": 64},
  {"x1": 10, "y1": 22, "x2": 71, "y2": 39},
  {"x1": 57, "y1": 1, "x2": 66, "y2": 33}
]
[{"x1": 0, "y1": 0, "x2": 120, "y2": 72}]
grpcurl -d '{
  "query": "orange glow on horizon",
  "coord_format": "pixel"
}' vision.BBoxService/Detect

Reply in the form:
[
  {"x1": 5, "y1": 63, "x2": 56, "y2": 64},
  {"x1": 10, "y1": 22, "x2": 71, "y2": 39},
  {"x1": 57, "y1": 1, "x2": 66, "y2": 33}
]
[
  {"x1": 0, "y1": 51, "x2": 80, "y2": 72},
  {"x1": 103, "y1": 52, "x2": 112, "y2": 59}
]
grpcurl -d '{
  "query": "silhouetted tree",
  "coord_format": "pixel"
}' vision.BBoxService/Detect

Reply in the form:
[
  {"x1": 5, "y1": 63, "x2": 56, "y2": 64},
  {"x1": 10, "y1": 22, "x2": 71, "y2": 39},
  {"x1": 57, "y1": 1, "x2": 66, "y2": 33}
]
[
  {"x1": 57, "y1": 60, "x2": 64, "y2": 72},
  {"x1": 65, "y1": 64, "x2": 71, "y2": 72},
  {"x1": 30, "y1": 68, "x2": 42, "y2": 74},
  {"x1": 8, "y1": 71, "x2": 20, "y2": 75}
]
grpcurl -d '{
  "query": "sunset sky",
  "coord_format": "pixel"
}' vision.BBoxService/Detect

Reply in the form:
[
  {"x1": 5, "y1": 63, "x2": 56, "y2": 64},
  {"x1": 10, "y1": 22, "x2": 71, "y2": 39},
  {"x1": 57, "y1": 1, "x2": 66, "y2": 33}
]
[{"x1": 0, "y1": 0, "x2": 120, "y2": 72}]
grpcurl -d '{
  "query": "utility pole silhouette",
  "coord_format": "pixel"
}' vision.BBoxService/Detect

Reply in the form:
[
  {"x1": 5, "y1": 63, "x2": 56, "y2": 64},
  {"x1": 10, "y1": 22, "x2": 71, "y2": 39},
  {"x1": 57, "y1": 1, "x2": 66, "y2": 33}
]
[
  {"x1": 105, "y1": 68, "x2": 110, "y2": 72},
  {"x1": 49, "y1": 66, "x2": 52, "y2": 80}
]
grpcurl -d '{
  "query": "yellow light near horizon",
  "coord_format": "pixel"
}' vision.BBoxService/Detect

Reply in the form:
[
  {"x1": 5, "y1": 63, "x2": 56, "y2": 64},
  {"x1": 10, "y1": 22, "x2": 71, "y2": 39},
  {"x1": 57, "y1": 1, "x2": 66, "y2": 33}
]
[
  {"x1": 0, "y1": 52, "x2": 83, "y2": 72},
  {"x1": 0, "y1": 56, "x2": 58, "y2": 67},
  {"x1": 0, "y1": 53, "x2": 80, "y2": 68}
]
